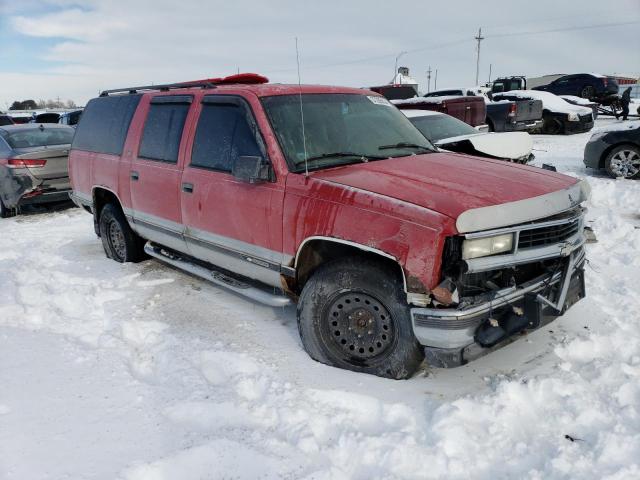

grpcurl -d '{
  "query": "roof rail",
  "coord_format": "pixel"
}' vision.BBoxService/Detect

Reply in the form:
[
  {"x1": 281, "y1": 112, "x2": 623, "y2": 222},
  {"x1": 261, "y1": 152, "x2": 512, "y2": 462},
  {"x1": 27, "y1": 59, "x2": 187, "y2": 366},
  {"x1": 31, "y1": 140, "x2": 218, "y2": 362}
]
[{"x1": 100, "y1": 73, "x2": 269, "y2": 97}]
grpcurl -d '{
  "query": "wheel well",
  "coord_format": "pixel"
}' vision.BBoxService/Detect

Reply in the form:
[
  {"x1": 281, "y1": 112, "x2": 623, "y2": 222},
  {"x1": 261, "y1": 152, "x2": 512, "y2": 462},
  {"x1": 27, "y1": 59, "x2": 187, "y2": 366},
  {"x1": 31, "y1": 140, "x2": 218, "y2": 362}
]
[
  {"x1": 486, "y1": 117, "x2": 494, "y2": 131},
  {"x1": 293, "y1": 239, "x2": 407, "y2": 294},
  {"x1": 92, "y1": 188, "x2": 123, "y2": 236}
]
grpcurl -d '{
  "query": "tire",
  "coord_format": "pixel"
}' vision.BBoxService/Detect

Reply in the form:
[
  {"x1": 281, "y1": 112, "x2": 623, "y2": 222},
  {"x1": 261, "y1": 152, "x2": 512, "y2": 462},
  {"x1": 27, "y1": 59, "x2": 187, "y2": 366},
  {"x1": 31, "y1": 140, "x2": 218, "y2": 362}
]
[
  {"x1": 604, "y1": 144, "x2": 640, "y2": 179},
  {"x1": 297, "y1": 257, "x2": 424, "y2": 379},
  {"x1": 98, "y1": 203, "x2": 146, "y2": 262},
  {"x1": 486, "y1": 119, "x2": 495, "y2": 132},
  {"x1": 580, "y1": 85, "x2": 595, "y2": 99},
  {"x1": 0, "y1": 198, "x2": 14, "y2": 218}
]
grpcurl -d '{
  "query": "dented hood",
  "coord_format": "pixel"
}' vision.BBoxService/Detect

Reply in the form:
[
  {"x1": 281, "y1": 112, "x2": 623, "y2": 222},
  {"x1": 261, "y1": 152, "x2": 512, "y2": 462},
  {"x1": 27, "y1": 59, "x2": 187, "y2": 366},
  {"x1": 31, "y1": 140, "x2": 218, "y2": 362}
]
[
  {"x1": 435, "y1": 132, "x2": 533, "y2": 160},
  {"x1": 311, "y1": 153, "x2": 580, "y2": 227}
]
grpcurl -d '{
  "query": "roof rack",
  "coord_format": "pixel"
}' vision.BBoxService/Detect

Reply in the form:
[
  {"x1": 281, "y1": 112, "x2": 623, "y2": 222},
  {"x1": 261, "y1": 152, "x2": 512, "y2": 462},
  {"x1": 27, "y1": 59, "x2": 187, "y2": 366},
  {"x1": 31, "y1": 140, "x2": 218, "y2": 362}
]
[{"x1": 100, "y1": 73, "x2": 269, "y2": 97}]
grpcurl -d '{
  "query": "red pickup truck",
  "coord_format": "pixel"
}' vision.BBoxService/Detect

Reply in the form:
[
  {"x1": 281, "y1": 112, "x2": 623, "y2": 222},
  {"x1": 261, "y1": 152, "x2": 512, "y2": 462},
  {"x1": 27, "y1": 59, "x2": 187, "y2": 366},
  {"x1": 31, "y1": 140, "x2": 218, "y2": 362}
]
[
  {"x1": 392, "y1": 96, "x2": 488, "y2": 128},
  {"x1": 69, "y1": 74, "x2": 589, "y2": 379}
]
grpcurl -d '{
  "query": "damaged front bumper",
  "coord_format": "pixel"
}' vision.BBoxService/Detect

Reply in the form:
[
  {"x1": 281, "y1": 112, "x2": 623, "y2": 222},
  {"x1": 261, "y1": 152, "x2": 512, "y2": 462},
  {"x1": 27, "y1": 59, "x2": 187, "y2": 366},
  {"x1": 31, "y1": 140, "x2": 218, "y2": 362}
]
[{"x1": 411, "y1": 245, "x2": 586, "y2": 367}]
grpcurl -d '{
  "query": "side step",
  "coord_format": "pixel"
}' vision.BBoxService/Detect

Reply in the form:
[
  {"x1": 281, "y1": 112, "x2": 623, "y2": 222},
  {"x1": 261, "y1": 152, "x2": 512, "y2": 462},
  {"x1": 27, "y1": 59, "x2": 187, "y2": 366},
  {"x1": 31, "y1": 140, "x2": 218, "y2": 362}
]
[{"x1": 144, "y1": 242, "x2": 293, "y2": 308}]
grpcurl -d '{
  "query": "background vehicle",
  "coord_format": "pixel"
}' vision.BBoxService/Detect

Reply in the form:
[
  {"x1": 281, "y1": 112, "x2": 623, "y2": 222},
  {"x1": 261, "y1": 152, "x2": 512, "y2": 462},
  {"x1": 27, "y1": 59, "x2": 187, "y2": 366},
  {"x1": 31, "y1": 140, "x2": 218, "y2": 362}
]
[
  {"x1": 424, "y1": 88, "x2": 543, "y2": 132},
  {"x1": 0, "y1": 124, "x2": 74, "y2": 217},
  {"x1": 560, "y1": 95, "x2": 599, "y2": 119},
  {"x1": 69, "y1": 75, "x2": 588, "y2": 379},
  {"x1": 584, "y1": 121, "x2": 640, "y2": 178},
  {"x1": 393, "y1": 95, "x2": 487, "y2": 128},
  {"x1": 0, "y1": 115, "x2": 15, "y2": 126},
  {"x1": 34, "y1": 112, "x2": 62, "y2": 123},
  {"x1": 534, "y1": 73, "x2": 619, "y2": 100},
  {"x1": 58, "y1": 109, "x2": 83, "y2": 127},
  {"x1": 493, "y1": 90, "x2": 594, "y2": 134},
  {"x1": 402, "y1": 109, "x2": 534, "y2": 163}
]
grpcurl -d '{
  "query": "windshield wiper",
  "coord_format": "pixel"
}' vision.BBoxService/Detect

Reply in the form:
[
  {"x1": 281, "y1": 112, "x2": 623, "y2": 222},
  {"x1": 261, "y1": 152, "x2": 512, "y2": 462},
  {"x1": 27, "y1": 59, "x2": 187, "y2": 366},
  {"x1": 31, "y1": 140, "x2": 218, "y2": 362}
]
[
  {"x1": 378, "y1": 142, "x2": 433, "y2": 152},
  {"x1": 304, "y1": 151, "x2": 388, "y2": 162}
]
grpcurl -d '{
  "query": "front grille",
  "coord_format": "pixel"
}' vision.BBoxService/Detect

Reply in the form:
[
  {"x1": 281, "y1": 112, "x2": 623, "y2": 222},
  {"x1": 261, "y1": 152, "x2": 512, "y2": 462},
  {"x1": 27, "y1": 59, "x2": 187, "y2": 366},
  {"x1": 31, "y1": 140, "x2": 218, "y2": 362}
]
[{"x1": 518, "y1": 217, "x2": 581, "y2": 249}]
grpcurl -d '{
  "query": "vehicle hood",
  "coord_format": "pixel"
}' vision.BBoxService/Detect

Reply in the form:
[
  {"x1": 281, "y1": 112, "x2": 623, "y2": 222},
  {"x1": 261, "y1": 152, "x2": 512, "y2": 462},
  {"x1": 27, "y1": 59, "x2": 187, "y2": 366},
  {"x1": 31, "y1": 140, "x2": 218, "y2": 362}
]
[
  {"x1": 310, "y1": 153, "x2": 579, "y2": 224},
  {"x1": 435, "y1": 132, "x2": 532, "y2": 160}
]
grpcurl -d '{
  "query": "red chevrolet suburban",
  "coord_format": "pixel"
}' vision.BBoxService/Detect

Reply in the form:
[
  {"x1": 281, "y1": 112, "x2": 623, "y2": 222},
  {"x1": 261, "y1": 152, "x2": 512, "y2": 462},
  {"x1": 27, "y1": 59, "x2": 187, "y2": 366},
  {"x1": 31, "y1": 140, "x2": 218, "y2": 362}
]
[{"x1": 69, "y1": 74, "x2": 589, "y2": 379}]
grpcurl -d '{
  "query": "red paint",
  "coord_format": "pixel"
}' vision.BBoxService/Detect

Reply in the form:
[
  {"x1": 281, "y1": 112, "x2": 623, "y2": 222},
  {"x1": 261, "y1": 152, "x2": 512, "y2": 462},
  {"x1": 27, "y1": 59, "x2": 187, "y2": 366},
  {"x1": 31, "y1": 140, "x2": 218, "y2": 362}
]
[
  {"x1": 396, "y1": 97, "x2": 487, "y2": 127},
  {"x1": 70, "y1": 80, "x2": 579, "y2": 292}
]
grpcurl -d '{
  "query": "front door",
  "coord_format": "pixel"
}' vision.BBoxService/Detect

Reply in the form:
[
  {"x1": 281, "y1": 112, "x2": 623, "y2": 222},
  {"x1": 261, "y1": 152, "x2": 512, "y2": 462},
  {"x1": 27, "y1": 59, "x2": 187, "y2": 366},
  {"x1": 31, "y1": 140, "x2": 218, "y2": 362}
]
[
  {"x1": 180, "y1": 95, "x2": 285, "y2": 288},
  {"x1": 129, "y1": 95, "x2": 193, "y2": 253}
]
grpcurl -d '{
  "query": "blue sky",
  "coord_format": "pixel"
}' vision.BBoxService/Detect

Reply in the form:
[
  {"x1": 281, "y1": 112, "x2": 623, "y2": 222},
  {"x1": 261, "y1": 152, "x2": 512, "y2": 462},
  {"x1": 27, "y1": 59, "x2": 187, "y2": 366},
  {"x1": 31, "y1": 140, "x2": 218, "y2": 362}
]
[{"x1": 1, "y1": 0, "x2": 638, "y2": 109}]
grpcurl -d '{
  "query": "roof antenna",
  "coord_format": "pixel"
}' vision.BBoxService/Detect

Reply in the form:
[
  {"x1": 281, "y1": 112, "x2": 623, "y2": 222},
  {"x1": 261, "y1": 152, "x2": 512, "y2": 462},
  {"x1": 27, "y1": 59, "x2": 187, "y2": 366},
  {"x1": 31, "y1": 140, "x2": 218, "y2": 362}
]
[{"x1": 295, "y1": 37, "x2": 309, "y2": 177}]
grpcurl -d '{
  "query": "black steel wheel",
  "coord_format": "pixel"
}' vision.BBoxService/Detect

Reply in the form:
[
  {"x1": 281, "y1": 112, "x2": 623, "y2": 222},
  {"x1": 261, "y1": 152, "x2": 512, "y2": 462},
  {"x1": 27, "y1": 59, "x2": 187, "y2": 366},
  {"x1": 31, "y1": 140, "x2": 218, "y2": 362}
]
[
  {"x1": 98, "y1": 203, "x2": 146, "y2": 263},
  {"x1": 297, "y1": 257, "x2": 424, "y2": 379}
]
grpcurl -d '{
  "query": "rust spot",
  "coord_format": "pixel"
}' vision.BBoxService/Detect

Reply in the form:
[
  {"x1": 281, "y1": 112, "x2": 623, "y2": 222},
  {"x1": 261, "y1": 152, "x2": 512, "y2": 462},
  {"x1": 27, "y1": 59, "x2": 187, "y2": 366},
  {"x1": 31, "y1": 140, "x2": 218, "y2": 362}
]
[{"x1": 406, "y1": 275, "x2": 428, "y2": 294}]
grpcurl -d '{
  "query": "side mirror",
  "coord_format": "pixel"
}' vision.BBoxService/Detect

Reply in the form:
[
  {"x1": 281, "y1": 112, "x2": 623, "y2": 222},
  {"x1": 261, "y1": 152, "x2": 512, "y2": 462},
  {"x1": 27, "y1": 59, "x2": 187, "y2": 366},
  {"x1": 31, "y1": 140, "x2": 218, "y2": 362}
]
[{"x1": 232, "y1": 156, "x2": 271, "y2": 184}]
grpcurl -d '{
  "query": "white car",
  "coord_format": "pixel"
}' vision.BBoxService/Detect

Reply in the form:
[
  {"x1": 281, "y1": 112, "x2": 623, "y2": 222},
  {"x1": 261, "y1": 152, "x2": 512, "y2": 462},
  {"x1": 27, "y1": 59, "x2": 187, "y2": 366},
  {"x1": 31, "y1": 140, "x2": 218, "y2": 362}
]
[{"x1": 402, "y1": 110, "x2": 534, "y2": 163}]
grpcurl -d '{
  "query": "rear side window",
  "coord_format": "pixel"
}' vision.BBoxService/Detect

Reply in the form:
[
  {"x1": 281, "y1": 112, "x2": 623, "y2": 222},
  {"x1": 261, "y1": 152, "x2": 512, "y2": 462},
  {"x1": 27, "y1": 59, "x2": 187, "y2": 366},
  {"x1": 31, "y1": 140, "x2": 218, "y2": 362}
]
[
  {"x1": 1, "y1": 127, "x2": 74, "y2": 148},
  {"x1": 138, "y1": 96, "x2": 191, "y2": 163},
  {"x1": 190, "y1": 98, "x2": 262, "y2": 172},
  {"x1": 72, "y1": 95, "x2": 141, "y2": 155}
]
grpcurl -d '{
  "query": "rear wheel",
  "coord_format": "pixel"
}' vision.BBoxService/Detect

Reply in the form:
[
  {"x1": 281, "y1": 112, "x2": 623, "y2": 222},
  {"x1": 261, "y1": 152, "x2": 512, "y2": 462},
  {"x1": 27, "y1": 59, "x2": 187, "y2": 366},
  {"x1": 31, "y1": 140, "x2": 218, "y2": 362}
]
[
  {"x1": 98, "y1": 203, "x2": 146, "y2": 262},
  {"x1": 580, "y1": 85, "x2": 596, "y2": 99},
  {"x1": 297, "y1": 257, "x2": 424, "y2": 379},
  {"x1": 604, "y1": 145, "x2": 640, "y2": 179},
  {"x1": 0, "y1": 198, "x2": 14, "y2": 218}
]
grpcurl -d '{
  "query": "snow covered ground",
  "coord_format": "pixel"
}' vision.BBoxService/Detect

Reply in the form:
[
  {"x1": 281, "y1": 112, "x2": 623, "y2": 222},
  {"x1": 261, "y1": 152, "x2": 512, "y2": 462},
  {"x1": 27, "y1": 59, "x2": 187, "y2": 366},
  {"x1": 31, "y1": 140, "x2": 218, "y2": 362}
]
[{"x1": 1, "y1": 118, "x2": 639, "y2": 479}]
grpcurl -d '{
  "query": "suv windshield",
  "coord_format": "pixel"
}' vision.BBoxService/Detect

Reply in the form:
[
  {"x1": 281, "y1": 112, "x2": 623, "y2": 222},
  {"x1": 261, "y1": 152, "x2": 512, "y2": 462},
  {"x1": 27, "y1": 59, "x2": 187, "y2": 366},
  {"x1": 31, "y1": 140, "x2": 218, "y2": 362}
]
[
  {"x1": 262, "y1": 93, "x2": 435, "y2": 172},
  {"x1": 409, "y1": 114, "x2": 478, "y2": 142},
  {"x1": 2, "y1": 127, "x2": 74, "y2": 149}
]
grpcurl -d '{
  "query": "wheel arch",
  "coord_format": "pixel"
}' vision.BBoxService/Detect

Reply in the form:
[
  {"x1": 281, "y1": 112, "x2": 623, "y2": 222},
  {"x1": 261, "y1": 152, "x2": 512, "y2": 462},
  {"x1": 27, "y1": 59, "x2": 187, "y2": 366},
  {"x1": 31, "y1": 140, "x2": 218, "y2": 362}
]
[
  {"x1": 292, "y1": 236, "x2": 411, "y2": 295},
  {"x1": 91, "y1": 186, "x2": 127, "y2": 236}
]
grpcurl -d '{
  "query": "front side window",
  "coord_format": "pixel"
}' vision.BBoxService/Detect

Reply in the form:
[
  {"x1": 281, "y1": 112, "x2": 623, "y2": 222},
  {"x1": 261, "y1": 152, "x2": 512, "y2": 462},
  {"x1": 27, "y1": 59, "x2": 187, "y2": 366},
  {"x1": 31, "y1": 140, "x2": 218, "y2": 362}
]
[
  {"x1": 138, "y1": 97, "x2": 191, "y2": 163},
  {"x1": 190, "y1": 100, "x2": 262, "y2": 172},
  {"x1": 262, "y1": 93, "x2": 434, "y2": 172}
]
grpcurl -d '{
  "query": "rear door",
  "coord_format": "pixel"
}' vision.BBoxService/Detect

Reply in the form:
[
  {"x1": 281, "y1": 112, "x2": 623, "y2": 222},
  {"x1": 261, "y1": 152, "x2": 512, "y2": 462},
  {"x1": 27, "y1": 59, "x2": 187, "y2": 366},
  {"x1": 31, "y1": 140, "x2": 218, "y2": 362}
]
[
  {"x1": 180, "y1": 94, "x2": 285, "y2": 288},
  {"x1": 515, "y1": 99, "x2": 543, "y2": 123},
  {"x1": 129, "y1": 95, "x2": 192, "y2": 253}
]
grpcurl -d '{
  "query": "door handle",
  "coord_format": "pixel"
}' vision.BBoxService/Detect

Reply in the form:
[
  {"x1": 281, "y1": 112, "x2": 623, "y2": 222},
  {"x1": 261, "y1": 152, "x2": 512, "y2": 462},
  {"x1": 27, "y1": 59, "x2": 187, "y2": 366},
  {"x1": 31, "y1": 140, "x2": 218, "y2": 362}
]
[
  {"x1": 131, "y1": 171, "x2": 139, "y2": 181},
  {"x1": 182, "y1": 182, "x2": 194, "y2": 193}
]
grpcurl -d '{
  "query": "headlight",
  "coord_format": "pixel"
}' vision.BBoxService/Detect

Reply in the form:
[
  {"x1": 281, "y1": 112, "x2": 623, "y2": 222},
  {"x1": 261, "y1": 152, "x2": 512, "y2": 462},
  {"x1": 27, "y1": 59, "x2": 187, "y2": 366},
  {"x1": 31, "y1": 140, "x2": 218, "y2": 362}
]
[
  {"x1": 462, "y1": 234, "x2": 514, "y2": 260},
  {"x1": 567, "y1": 113, "x2": 580, "y2": 122}
]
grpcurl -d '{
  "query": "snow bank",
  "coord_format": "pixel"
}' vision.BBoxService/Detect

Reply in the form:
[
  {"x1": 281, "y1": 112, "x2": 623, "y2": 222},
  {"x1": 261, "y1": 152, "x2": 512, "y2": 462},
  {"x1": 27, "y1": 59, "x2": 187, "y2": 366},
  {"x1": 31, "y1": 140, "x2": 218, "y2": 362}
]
[{"x1": 1, "y1": 122, "x2": 639, "y2": 479}]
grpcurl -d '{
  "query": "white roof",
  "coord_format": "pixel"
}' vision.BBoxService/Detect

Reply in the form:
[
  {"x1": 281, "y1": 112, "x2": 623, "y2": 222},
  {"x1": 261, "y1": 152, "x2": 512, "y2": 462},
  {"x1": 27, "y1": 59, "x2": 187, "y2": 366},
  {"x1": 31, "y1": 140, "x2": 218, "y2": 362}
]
[{"x1": 495, "y1": 90, "x2": 592, "y2": 114}]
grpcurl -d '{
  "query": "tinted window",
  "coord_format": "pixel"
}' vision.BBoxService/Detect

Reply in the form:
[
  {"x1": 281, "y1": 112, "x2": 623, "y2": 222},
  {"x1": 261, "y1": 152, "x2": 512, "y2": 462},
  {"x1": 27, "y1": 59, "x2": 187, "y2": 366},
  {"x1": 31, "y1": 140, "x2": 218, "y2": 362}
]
[
  {"x1": 1, "y1": 127, "x2": 74, "y2": 148},
  {"x1": 72, "y1": 95, "x2": 141, "y2": 155},
  {"x1": 191, "y1": 102, "x2": 262, "y2": 172},
  {"x1": 138, "y1": 100, "x2": 190, "y2": 163}
]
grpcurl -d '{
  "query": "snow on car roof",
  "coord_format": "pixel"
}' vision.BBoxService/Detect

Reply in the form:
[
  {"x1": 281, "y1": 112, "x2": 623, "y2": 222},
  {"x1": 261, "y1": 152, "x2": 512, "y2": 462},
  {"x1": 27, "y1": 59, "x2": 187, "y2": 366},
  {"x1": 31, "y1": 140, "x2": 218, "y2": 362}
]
[
  {"x1": 391, "y1": 95, "x2": 465, "y2": 105},
  {"x1": 400, "y1": 109, "x2": 443, "y2": 118},
  {"x1": 494, "y1": 90, "x2": 592, "y2": 114},
  {"x1": 592, "y1": 120, "x2": 640, "y2": 133}
]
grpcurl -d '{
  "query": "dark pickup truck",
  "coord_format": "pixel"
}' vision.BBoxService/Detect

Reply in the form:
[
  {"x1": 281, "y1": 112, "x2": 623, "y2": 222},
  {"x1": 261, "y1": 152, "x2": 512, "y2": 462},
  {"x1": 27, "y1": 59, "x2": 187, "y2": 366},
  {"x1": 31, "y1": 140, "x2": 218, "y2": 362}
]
[{"x1": 423, "y1": 89, "x2": 543, "y2": 132}]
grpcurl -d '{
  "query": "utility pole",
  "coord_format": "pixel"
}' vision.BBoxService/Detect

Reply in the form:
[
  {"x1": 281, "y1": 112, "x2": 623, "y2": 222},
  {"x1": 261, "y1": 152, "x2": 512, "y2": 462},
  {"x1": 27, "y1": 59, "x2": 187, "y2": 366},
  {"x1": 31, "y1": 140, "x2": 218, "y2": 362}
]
[
  {"x1": 426, "y1": 65, "x2": 432, "y2": 93},
  {"x1": 393, "y1": 51, "x2": 407, "y2": 83},
  {"x1": 434, "y1": 69, "x2": 438, "y2": 90},
  {"x1": 488, "y1": 63, "x2": 492, "y2": 84},
  {"x1": 474, "y1": 27, "x2": 484, "y2": 86}
]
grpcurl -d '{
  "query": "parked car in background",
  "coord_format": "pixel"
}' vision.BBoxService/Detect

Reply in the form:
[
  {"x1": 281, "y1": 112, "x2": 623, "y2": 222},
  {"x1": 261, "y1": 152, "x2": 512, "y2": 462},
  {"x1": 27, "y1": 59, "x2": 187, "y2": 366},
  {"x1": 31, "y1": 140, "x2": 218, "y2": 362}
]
[
  {"x1": 0, "y1": 115, "x2": 15, "y2": 126},
  {"x1": 534, "y1": 73, "x2": 619, "y2": 101},
  {"x1": 59, "y1": 109, "x2": 83, "y2": 127},
  {"x1": 424, "y1": 88, "x2": 543, "y2": 133},
  {"x1": 69, "y1": 75, "x2": 588, "y2": 378},
  {"x1": 493, "y1": 90, "x2": 594, "y2": 134},
  {"x1": 369, "y1": 84, "x2": 418, "y2": 100},
  {"x1": 402, "y1": 110, "x2": 534, "y2": 163},
  {"x1": 560, "y1": 95, "x2": 599, "y2": 120},
  {"x1": 0, "y1": 124, "x2": 74, "y2": 217},
  {"x1": 34, "y1": 112, "x2": 62, "y2": 123},
  {"x1": 584, "y1": 121, "x2": 640, "y2": 179},
  {"x1": 393, "y1": 95, "x2": 487, "y2": 129}
]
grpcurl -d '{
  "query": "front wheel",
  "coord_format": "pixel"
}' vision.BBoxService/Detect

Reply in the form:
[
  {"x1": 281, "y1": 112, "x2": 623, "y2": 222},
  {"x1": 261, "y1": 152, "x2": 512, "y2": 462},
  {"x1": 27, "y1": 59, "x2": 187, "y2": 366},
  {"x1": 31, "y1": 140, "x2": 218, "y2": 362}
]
[
  {"x1": 98, "y1": 203, "x2": 146, "y2": 262},
  {"x1": 297, "y1": 258, "x2": 424, "y2": 379},
  {"x1": 604, "y1": 145, "x2": 640, "y2": 179}
]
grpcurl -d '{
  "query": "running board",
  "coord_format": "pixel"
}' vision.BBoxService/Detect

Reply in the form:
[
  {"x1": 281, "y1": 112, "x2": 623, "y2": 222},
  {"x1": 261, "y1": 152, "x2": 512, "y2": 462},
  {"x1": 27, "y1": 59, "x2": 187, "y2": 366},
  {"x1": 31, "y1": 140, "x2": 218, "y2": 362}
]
[{"x1": 144, "y1": 242, "x2": 292, "y2": 308}]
